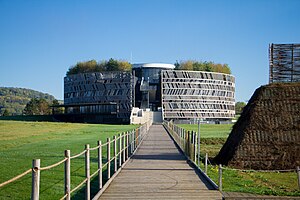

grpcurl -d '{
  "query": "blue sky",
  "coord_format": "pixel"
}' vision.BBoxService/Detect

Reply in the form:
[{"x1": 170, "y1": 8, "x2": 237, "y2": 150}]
[{"x1": 0, "y1": 0, "x2": 299, "y2": 101}]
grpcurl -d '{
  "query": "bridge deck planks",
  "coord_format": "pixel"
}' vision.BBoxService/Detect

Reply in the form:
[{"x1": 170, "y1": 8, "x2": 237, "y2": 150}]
[{"x1": 98, "y1": 125, "x2": 222, "y2": 200}]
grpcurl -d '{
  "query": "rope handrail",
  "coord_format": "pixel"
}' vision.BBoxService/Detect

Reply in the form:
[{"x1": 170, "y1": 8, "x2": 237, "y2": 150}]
[
  {"x1": 90, "y1": 169, "x2": 100, "y2": 179},
  {"x1": 1, "y1": 123, "x2": 150, "y2": 199},
  {"x1": 102, "y1": 162, "x2": 108, "y2": 168},
  {"x1": 0, "y1": 168, "x2": 32, "y2": 188},
  {"x1": 221, "y1": 166, "x2": 296, "y2": 173},
  {"x1": 59, "y1": 194, "x2": 68, "y2": 200},
  {"x1": 70, "y1": 150, "x2": 87, "y2": 159},
  {"x1": 109, "y1": 157, "x2": 115, "y2": 163},
  {"x1": 101, "y1": 141, "x2": 109, "y2": 146},
  {"x1": 165, "y1": 121, "x2": 299, "y2": 174},
  {"x1": 89, "y1": 145, "x2": 101, "y2": 151},
  {"x1": 40, "y1": 158, "x2": 68, "y2": 171},
  {"x1": 70, "y1": 178, "x2": 87, "y2": 194}
]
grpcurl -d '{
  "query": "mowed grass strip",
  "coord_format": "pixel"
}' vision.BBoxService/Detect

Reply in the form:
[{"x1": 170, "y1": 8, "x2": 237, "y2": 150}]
[
  {"x1": 0, "y1": 120, "x2": 138, "y2": 199},
  {"x1": 178, "y1": 124, "x2": 232, "y2": 138},
  {"x1": 178, "y1": 124, "x2": 233, "y2": 157},
  {"x1": 179, "y1": 123, "x2": 300, "y2": 196}
]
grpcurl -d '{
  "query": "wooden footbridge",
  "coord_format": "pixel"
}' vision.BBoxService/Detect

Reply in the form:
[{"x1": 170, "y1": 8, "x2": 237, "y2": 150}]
[{"x1": 97, "y1": 125, "x2": 222, "y2": 199}]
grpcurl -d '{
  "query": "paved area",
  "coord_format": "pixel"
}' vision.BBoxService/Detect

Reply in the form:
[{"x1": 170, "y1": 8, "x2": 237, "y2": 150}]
[{"x1": 98, "y1": 125, "x2": 222, "y2": 200}]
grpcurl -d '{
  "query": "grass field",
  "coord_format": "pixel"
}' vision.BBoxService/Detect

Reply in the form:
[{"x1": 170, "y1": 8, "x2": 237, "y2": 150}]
[
  {"x1": 178, "y1": 124, "x2": 232, "y2": 157},
  {"x1": 178, "y1": 124, "x2": 232, "y2": 138},
  {"x1": 0, "y1": 120, "x2": 138, "y2": 199},
  {"x1": 178, "y1": 123, "x2": 300, "y2": 197}
]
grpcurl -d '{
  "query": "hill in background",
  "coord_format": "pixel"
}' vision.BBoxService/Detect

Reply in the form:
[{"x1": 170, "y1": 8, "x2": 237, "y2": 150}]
[{"x1": 0, "y1": 87, "x2": 57, "y2": 115}]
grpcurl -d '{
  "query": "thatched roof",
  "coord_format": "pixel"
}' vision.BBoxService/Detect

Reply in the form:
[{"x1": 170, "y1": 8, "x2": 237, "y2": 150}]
[{"x1": 214, "y1": 83, "x2": 300, "y2": 170}]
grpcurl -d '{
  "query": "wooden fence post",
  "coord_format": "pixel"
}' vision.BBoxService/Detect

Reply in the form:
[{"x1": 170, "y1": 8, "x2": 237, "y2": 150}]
[
  {"x1": 197, "y1": 121, "x2": 201, "y2": 165},
  {"x1": 98, "y1": 141, "x2": 102, "y2": 189},
  {"x1": 107, "y1": 138, "x2": 111, "y2": 179},
  {"x1": 64, "y1": 150, "x2": 71, "y2": 200},
  {"x1": 187, "y1": 131, "x2": 191, "y2": 158},
  {"x1": 205, "y1": 153, "x2": 208, "y2": 174},
  {"x1": 85, "y1": 144, "x2": 90, "y2": 200},
  {"x1": 126, "y1": 132, "x2": 129, "y2": 160},
  {"x1": 129, "y1": 131, "x2": 132, "y2": 154},
  {"x1": 113, "y1": 136, "x2": 117, "y2": 172},
  {"x1": 218, "y1": 164, "x2": 222, "y2": 192},
  {"x1": 119, "y1": 134, "x2": 122, "y2": 167},
  {"x1": 123, "y1": 132, "x2": 126, "y2": 163},
  {"x1": 31, "y1": 159, "x2": 40, "y2": 200},
  {"x1": 193, "y1": 132, "x2": 197, "y2": 163},
  {"x1": 132, "y1": 130, "x2": 136, "y2": 153},
  {"x1": 297, "y1": 166, "x2": 300, "y2": 190},
  {"x1": 138, "y1": 128, "x2": 140, "y2": 144}
]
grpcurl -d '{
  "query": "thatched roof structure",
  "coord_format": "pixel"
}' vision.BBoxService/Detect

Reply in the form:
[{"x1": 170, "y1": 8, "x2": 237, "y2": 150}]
[{"x1": 214, "y1": 83, "x2": 300, "y2": 170}]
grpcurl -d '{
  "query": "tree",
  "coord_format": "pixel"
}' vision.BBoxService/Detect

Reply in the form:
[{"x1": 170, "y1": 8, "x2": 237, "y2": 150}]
[
  {"x1": 180, "y1": 60, "x2": 194, "y2": 70},
  {"x1": 174, "y1": 60, "x2": 180, "y2": 69},
  {"x1": 235, "y1": 101, "x2": 246, "y2": 115},
  {"x1": 3, "y1": 109, "x2": 10, "y2": 116},
  {"x1": 23, "y1": 98, "x2": 51, "y2": 115},
  {"x1": 52, "y1": 99, "x2": 64, "y2": 114},
  {"x1": 118, "y1": 61, "x2": 132, "y2": 71},
  {"x1": 175, "y1": 60, "x2": 231, "y2": 74},
  {"x1": 106, "y1": 58, "x2": 119, "y2": 71},
  {"x1": 66, "y1": 59, "x2": 132, "y2": 75}
]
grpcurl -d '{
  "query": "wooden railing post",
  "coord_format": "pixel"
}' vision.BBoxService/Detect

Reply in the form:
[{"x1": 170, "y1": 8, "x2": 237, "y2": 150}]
[
  {"x1": 31, "y1": 159, "x2": 40, "y2": 200},
  {"x1": 98, "y1": 141, "x2": 102, "y2": 189},
  {"x1": 126, "y1": 132, "x2": 129, "y2": 160},
  {"x1": 197, "y1": 121, "x2": 201, "y2": 165},
  {"x1": 107, "y1": 138, "x2": 111, "y2": 179},
  {"x1": 113, "y1": 136, "x2": 117, "y2": 172},
  {"x1": 187, "y1": 131, "x2": 190, "y2": 158},
  {"x1": 297, "y1": 166, "x2": 300, "y2": 190},
  {"x1": 85, "y1": 144, "x2": 90, "y2": 200},
  {"x1": 123, "y1": 132, "x2": 126, "y2": 163},
  {"x1": 132, "y1": 130, "x2": 134, "y2": 152},
  {"x1": 193, "y1": 131, "x2": 197, "y2": 163},
  {"x1": 64, "y1": 150, "x2": 71, "y2": 200},
  {"x1": 119, "y1": 134, "x2": 122, "y2": 167},
  {"x1": 218, "y1": 164, "x2": 222, "y2": 192},
  {"x1": 205, "y1": 153, "x2": 208, "y2": 174}
]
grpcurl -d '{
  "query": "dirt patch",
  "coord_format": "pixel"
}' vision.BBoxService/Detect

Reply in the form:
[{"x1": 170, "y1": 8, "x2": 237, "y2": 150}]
[{"x1": 214, "y1": 83, "x2": 300, "y2": 170}]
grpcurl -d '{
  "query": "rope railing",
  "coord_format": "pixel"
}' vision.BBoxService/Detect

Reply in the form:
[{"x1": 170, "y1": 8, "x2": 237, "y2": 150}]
[
  {"x1": 0, "y1": 122, "x2": 150, "y2": 200},
  {"x1": 40, "y1": 158, "x2": 68, "y2": 171},
  {"x1": 163, "y1": 120, "x2": 300, "y2": 192},
  {"x1": 0, "y1": 168, "x2": 32, "y2": 188}
]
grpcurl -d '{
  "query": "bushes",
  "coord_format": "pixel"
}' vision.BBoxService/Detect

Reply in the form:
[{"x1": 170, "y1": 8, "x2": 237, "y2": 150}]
[
  {"x1": 66, "y1": 58, "x2": 132, "y2": 75},
  {"x1": 175, "y1": 60, "x2": 231, "y2": 74}
]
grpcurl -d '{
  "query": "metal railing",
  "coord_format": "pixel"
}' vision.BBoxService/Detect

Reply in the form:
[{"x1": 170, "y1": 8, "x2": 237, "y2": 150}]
[{"x1": 0, "y1": 123, "x2": 150, "y2": 200}]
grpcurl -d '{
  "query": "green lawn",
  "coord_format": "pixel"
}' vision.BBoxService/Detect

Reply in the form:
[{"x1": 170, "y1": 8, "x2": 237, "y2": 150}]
[
  {"x1": 178, "y1": 124, "x2": 232, "y2": 157},
  {"x1": 178, "y1": 124, "x2": 232, "y2": 138},
  {"x1": 178, "y1": 123, "x2": 300, "y2": 197},
  {"x1": 204, "y1": 164, "x2": 300, "y2": 196},
  {"x1": 0, "y1": 120, "x2": 138, "y2": 199}
]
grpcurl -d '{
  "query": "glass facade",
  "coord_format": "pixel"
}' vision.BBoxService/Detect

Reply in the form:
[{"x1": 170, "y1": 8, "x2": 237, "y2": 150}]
[{"x1": 133, "y1": 65, "x2": 173, "y2": 111}]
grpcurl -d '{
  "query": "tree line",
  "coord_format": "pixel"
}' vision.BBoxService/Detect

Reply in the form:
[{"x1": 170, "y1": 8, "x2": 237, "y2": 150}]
[
  {"x1": 0, "y1": 87, "x2": 56, "y2": 116},
  {"x1": 67, "y1": 59, "x2": 232, "y2": 75},
  {"x1": 175, "y1": 60, "x2": 231, "y2": 74},
  {"x1": 66, "y1": 58, "x2": 132, "y2": 75}
]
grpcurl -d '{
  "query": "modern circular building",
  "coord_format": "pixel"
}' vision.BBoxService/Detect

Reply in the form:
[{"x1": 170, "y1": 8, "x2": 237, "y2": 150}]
[
  {"x1": 161, "y1": 70, "x2": 235, "y2": 123},
  {"x1": 61, "y1": 62, "x2": 235, "y2": 124},
  {"x1": 132, "y1": 63, "x2": 175, "y2": 111}
]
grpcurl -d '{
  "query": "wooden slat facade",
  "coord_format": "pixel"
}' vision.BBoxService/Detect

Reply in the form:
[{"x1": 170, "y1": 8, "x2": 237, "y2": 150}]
[
  {"x1": 64, "y1": 71, "x2": 133, "y2": 122},
  {"x1": 161, "y1": 70, "x2": 235, "y2": 121},
  {"x1": 269, "y1": 43, "x2": 300, "y2": 83}
]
